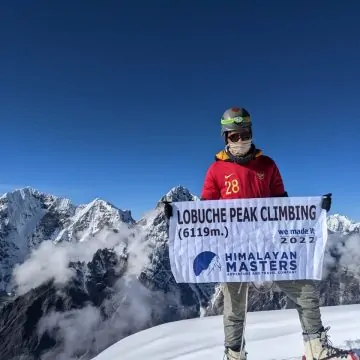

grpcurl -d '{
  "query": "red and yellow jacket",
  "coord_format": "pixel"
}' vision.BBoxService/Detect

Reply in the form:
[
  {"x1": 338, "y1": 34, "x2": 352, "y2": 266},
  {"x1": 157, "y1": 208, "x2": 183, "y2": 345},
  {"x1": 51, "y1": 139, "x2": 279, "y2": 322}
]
[{"x1": 201, "y1": 148, "x2": 286, "y2": 200}]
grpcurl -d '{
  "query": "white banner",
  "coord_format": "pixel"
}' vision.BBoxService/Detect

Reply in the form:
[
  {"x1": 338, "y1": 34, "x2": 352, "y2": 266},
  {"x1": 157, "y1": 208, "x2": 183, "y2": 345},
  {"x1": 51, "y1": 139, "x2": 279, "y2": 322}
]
[{"x1": 168, "y1": 196, "x2": 328, "y2": 283}]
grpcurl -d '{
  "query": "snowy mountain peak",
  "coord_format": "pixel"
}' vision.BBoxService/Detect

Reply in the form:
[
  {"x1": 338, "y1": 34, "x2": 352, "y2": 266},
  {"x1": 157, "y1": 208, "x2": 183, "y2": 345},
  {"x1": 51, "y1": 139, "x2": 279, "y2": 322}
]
[
  {"x1": 53, "y1": 196, "x2": 134, "y2": 243},
  {"x1": 87, "y1": 198, "x2": 132, "y2": 221},
  {"x1": 159, "y1": 185, "x2": 199, "y2": 203},
  {"x1": 0, "y1": 187, "x2": 33, "y2": 202},
  {"x1": 0, "y1": 187, "x2": 75, "y2": 217},
  {"x1": 0, "y1": 187, "x2": 76, "y2": 292},
  {"x1": 0, "y1": 187, "x2": 135, "y2": 292},
  {"x1": 327, "y1": 214, "x2": 360, "y2": 233}
]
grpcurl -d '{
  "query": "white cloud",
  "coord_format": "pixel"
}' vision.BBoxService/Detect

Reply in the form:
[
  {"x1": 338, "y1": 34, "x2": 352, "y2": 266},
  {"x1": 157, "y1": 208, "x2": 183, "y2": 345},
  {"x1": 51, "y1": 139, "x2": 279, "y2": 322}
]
[{"x1": 12, "y1": 223, "x2": 132, "y2": 296}]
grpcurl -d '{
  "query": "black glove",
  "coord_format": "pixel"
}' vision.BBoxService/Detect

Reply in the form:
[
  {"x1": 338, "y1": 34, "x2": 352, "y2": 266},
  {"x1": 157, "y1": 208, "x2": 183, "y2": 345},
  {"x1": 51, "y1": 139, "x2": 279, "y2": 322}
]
[
  {"x1": 272, "y1": 191, "x2": 288, "y2": 197},
  {"x1": 321, "y1": 193, "x2": 332, "y2": 212},
  {"x1": 163, "y1": 201, "x2": 173, "y2": 218}
]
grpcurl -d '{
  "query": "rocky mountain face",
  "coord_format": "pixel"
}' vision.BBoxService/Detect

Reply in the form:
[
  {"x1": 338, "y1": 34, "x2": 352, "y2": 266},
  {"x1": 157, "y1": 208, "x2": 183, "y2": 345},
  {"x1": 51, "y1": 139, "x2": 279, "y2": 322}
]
[
  {"x1": 0, "y1": 248, "x2": 127, "y2": 360},
  {"x1": 0, "y1": 186, "x2": 359, "y2": 360},
  {"x1": 0, "y1": 187, "x2": 134, "y2": 295}
]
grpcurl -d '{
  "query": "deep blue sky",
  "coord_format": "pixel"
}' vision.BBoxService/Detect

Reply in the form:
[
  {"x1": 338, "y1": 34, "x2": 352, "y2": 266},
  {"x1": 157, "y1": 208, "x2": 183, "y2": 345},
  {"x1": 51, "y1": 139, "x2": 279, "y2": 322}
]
[{"x1": 0, "y1": 1, "x2": 359, "y2": 220}]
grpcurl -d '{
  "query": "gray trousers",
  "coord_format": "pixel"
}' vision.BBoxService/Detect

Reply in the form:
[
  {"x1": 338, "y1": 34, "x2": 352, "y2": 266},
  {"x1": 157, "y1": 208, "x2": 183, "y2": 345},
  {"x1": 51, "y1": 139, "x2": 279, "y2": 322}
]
[{"x1": 222, "y1": 280, "x2": 323, "y2": 349}]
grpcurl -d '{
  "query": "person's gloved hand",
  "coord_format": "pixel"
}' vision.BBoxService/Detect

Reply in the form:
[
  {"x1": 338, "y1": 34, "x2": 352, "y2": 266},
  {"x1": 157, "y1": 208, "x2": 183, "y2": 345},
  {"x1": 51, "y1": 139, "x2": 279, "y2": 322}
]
[
  {"x1": 163, "y1": 201, "x2": 173, "y2": 218},
  {"x1": 321, "y1": 193, "x2": 332, "y2": 212}
]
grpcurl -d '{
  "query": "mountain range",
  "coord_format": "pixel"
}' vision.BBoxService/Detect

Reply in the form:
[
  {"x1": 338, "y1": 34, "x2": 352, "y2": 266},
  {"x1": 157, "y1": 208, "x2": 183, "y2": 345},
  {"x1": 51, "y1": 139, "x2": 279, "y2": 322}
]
[{"x1": 0, "y1": 186, "x2": 359, "y2": 360}]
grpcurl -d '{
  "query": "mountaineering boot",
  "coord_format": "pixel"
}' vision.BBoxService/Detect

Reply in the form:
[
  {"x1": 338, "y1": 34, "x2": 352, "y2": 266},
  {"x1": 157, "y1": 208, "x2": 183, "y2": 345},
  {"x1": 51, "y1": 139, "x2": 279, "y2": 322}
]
[
  {"x1": 302, "y1": 327, "x2": 359, "y2": 360},
  {"x1": 224, "y1": 347, "x2": 247, "y2": 360}
]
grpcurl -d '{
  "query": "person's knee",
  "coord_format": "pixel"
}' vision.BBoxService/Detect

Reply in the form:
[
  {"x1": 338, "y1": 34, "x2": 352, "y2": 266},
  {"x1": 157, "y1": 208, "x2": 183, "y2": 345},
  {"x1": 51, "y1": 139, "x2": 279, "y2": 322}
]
[{"x1": 298, "y1": 281, "x2": 320, "y2": 297}]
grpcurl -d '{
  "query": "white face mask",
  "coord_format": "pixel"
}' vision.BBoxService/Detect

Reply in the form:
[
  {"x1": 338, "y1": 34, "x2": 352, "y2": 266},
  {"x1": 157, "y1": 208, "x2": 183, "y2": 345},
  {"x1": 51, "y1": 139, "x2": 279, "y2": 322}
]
[{"x1": 227, "y1": 139, "x2": 252, "y2": 156}]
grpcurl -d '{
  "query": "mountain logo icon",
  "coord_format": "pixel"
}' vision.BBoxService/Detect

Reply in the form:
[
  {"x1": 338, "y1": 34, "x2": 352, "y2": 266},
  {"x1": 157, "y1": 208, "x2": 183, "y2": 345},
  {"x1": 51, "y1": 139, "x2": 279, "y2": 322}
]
[{"x1": 193, "y1": 251, "x2": 222, "y2": 277}]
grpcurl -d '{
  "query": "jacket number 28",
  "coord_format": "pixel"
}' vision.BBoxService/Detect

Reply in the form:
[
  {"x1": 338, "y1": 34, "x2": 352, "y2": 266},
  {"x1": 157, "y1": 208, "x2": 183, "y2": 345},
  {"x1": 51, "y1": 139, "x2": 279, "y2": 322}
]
[{"x1": 225, "y1": 179, "x2": 240, "y2": 195}]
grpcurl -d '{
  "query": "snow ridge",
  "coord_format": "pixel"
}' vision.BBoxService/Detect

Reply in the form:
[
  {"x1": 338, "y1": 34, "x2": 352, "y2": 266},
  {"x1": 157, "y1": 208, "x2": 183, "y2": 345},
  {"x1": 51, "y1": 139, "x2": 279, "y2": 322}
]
[
  {"x1": 0, "y1": 187, "x2": 134, "y2": 293},
  {"x1": 158, "y1": 185, "x2": 200, "y2": 203},
  {"x1": 54, "y1": 198, "x2": 134, "y2": 243},
  {"x1": 327, "y1": 214, "x2": 360, "y2": 233}
]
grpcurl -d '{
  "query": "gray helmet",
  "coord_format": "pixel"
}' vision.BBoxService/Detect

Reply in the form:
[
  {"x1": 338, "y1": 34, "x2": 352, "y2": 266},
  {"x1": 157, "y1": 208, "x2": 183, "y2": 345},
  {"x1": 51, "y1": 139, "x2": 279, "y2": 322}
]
[{"x1": 220, "y1": 107, "x2": 251, "y2": 136}]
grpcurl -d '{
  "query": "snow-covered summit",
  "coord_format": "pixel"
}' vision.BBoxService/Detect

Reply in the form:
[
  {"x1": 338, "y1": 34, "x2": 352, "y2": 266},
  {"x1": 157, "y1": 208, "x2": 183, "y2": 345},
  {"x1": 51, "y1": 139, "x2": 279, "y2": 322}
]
[
  {"x1": 158, "y1": 185, "x2": 199, "y2": 204},
  {"x1": 327, "y1": 214, "x2": 360, "y2": 233},
  {"x1": 54, "y1": 197, "x2": 134, "y2": 243},
  {"x1": 0, "y1": 187, "x2": 135, "y2": 292},
  {"x1": 0, "y1": 187, "x2": 74, "y2": 292}
]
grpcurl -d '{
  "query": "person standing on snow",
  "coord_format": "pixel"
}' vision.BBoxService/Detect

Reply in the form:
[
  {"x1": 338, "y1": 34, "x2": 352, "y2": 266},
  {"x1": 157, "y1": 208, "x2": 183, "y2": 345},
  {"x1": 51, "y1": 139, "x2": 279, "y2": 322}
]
[{"x1": 164, "y1": 107, "x2": 359, "y2": 360}]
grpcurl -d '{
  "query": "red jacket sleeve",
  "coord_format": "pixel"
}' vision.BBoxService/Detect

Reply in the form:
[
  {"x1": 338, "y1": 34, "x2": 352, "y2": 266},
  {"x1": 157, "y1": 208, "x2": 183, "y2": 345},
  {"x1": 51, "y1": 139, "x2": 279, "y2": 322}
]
[
  {"x1": 201, "y1": 165, "x2": 221, "y2": 200},
  {"x1": 270, "y1": 162, "x2": 286, "y2": 197}
]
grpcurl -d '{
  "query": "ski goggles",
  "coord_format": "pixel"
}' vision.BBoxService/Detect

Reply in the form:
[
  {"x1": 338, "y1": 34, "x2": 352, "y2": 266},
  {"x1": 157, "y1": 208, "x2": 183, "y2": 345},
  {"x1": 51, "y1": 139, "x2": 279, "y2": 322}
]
[
  {"x1": 221, "y1": 115, "x2": 251, "y2": 126},
  {"x1": 227, "y1": 128, "x2": 252, "y2": 142}
]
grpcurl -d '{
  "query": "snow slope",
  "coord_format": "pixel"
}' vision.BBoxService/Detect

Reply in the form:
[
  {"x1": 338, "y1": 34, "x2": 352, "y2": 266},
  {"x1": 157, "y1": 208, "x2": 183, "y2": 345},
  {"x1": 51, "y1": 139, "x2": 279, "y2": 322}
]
[{"x1": 92, "y1": 304, "x2": 360, "y2": 360}]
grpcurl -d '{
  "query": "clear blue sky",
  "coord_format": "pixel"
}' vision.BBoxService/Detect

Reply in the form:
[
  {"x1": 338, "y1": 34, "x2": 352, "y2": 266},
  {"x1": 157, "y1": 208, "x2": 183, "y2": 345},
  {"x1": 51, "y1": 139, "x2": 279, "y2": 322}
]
[{"x1": 1, "y1": 1, "x2": 359, "y2": 221}]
